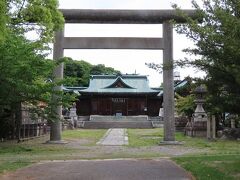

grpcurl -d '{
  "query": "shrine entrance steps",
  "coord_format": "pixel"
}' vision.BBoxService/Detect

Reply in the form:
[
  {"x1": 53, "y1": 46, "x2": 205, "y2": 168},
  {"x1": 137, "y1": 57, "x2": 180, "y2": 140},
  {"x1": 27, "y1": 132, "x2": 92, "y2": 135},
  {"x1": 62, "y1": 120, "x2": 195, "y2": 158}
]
[
  {"x1": 83, "y1": 120, "x2": 153, "y2": 129},
  {"x1": 80, "y1": 115, "x2": 163, "y2": 129}
]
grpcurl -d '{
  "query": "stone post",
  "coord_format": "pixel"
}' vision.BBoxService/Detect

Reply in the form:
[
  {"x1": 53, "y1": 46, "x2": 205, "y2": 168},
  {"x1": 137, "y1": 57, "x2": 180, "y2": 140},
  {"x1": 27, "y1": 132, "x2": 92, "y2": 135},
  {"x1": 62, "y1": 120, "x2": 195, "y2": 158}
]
[
  {"x1": 49, "y1": 28, "x2": 64, "y2": 143},
  {"x1": 231, "y1": 119, "x2": 236, "y2": 128},
  {"x1": 162, "y1": 22, "x2": 175, "y2": 142},
  {"x1": 212, "y1": 115, "x2": 216, "y2": 139},
  {"x1": 207, "y1": 116, "x2": 211, "y2": 139}
]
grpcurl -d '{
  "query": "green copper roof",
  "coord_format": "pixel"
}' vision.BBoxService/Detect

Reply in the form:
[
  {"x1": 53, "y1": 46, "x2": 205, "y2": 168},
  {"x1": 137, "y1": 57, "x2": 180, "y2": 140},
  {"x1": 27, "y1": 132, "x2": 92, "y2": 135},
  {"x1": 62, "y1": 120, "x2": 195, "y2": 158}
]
[
  {"x1": 64, "y1": 75, "x2": 189, "y2": 96},
  {"x1": 79, "y1": 74, "x2": 159, "y2": 94}
]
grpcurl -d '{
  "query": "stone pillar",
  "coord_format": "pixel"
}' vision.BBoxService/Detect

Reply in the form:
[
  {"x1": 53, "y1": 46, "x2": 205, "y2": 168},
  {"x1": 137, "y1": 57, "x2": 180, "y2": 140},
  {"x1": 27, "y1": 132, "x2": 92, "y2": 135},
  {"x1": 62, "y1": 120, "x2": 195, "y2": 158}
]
[
  {"x1": 231, "y1": 119, "x2": 236, "y2": 128},
  {"x1": 49, "y1": 28, "x2": 64, "y2": 142},
  {"x1": 162, "y1": 22, "x2": 175, "y2": 142},
  {"x1": 207, "y1": 116, "x2": 211, "y2": 139},
  {"x1": 212, "y1": 115, "x2": 216, "y2": 139}
]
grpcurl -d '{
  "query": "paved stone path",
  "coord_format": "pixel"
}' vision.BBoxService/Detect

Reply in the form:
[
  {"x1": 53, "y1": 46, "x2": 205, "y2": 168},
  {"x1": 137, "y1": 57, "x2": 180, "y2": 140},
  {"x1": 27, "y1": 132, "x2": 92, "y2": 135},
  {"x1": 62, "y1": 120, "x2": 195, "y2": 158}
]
[
  {"x1": 97, "y1": 128, "x2": 128, "y2": 145},
  {"x1": 1, "y1": 159, "x2": 192, "y2": 180}
]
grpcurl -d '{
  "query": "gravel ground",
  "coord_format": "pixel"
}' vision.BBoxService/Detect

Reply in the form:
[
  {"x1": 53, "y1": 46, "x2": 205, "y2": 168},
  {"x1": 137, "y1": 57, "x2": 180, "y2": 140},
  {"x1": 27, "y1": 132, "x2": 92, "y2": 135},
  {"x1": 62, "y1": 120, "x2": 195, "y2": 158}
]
[{"x1": 63, "y1": 138, "x2": 205, "y2": 158}]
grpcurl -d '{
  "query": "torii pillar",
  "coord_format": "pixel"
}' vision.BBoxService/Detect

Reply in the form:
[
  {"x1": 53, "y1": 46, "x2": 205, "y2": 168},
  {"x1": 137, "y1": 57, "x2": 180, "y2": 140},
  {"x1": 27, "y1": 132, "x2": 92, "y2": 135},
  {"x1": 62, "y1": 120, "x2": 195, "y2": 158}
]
[
  {"x1": 162, "y1": 22, "x2": 175, "y2": 141},
  {"x1": 50, "y1": 9, "x2": 198, "y2": 143},
  {"x1": 49, "y1": 29, "x2": 64, "y2": 143}
]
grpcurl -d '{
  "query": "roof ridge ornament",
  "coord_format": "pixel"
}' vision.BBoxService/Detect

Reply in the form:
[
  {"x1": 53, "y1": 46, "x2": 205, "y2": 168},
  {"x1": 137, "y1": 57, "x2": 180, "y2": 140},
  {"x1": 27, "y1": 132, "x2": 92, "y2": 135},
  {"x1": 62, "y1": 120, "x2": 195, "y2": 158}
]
[
  {"x1": 116, "y1": 72, "x2": 122, "y2": 77},
  {"x1": 104, "y1": 76, "x2": 134, "y2": 89}
]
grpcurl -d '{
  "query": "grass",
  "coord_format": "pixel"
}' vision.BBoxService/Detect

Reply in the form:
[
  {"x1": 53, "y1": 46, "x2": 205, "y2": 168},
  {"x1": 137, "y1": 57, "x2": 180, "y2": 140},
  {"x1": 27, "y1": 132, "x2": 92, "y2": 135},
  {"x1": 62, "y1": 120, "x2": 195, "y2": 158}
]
[
  {"x1": 127, "y1": 128, "x2": 163, "y2": 147},
  {"x1": 62, "y1": 129, "x2": 107, "y2": 145},
  {"x1": 0, "y1": 129, "x2": 107, "y2": 174},
  {"x1": 127, "y1": 128, "x2": 240, "y2": 180},
  {"x1": 128, "y1": 129, "x2": 240, "y2": 154},
  {"x1": 0, "y1": 128, "x2": 240, "y2": 180},
  {"x1": 173, "y1": 155, "x2": 240, "y2": 180},
  {"x1": 0, "y1": 161, "x2": 32, "y2": 174},
  {"x1": 0, "y1": 139, "x2": 73, "y2": 157},
  {"x1": 0, "y1": 138, "x2": 71, "y2": 175},
  {"x1": 62, "y1": 129, "x2": 107, "y2": 146}
]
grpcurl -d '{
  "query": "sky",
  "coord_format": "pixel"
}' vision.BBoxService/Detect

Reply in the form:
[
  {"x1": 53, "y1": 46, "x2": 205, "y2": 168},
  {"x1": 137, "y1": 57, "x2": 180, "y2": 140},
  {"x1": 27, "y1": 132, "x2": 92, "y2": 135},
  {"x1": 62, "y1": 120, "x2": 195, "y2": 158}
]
[{"x1": 55, "y1": 0, "x2": 204, "y2": 87}]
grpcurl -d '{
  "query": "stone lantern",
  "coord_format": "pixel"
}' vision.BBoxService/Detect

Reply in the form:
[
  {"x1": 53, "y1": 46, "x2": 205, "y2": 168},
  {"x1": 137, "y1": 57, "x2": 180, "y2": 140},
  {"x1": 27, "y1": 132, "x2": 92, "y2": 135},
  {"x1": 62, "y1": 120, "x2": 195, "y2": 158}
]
[
  {"x1": 69, "y1": 103, "x2": 77, "y2": 129},
  {"x1": 185, "y1": 85, "x2": 208, "y2": 137},
  {"x1": 193, "y1": 85, "x2": 207, "y2": 122}
]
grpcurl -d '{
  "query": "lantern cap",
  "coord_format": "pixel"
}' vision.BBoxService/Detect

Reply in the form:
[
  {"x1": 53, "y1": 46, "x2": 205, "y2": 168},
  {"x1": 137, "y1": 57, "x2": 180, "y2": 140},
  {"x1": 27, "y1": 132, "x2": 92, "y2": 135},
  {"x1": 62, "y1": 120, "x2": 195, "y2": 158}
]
[{"x1": 194, "y1": 85, "x2": 207, "y2": 94}]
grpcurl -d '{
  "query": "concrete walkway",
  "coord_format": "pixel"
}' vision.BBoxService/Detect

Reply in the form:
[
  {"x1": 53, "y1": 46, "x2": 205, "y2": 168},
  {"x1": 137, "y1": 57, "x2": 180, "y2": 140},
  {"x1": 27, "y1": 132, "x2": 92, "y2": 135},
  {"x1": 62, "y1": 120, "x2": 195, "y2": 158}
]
[
  {"x1": 97, "y1": 128, "x2": 128, "y2": 145},
  {"x1": 1, "y1": 159, "x2": 192, "y2": 180}
]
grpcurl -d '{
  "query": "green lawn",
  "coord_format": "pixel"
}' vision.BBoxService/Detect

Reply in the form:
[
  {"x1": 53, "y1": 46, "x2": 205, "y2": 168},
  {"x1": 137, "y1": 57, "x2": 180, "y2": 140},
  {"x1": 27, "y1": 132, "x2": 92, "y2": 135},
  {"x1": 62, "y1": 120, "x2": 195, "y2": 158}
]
[
  {"x1": 174, "y1": 155, "x2": 240, "y2": 180},
  {"x1": 0, "y1": 129, "x2": 107, "y2": 173},
  {"x1": 0, "y1": 161, "x2": 32, "y2": 174},
  {"x1": 0, "y1": 128, "x2": 240, "y2": 180},
  {"x1": 127, "y1": 128, "x2": 163, "y2": 147},
  {"x1": 127, "y1": 128, "x2": 240, "y2": 180},
  {"x1": 0, "y1": 138, "x2": 72, "y2": 173},
  {"x1": 128, "y1": 129, "x2": 240, "y2": 155},
  {"x1": 62, "y1": 129, "x2": 107, "y2": 145},
  {"x1": 63, "y1": 129, "x2": 106, "y2": 139}
]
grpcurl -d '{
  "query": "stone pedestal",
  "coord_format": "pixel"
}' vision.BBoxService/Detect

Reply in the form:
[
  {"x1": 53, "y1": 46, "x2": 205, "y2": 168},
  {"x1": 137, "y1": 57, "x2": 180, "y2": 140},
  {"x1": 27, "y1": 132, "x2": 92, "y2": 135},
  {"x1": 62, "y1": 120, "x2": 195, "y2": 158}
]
[
  {"x1": 185, "y1": 120, "x2": 207, "y2": 137},
  {"x1": 46, "y1": 140, "x2": 68, "y2": 144}
]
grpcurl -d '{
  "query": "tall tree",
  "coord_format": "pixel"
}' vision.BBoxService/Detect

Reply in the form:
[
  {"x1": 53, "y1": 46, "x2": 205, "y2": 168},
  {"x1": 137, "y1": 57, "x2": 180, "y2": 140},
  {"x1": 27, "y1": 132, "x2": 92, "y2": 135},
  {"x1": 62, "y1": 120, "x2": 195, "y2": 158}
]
[
  {"x1": 174, "y1": 0, "x2": 240, "y2": 114},
  {"x1": 7, "y1": 0, "x2": 64, "y2": 46},
  {"x1": 90, "y1": 64, "x2": 120, "y2": 76},
  {"x1": 64, "y1": 58, "x2": 121, "y2": 87},
  {"x1": 64, "y1": 58, "x2": 92, "y2": 86},
  {"x1": 0, "y1": 0, "x2": 8, "y2": 42},
  {"x1": 0, "y1": 33, "x2": 54, "y2": 139},
  {"x1": 0, "y1": 0, "x2": 66, "y2": 139}
]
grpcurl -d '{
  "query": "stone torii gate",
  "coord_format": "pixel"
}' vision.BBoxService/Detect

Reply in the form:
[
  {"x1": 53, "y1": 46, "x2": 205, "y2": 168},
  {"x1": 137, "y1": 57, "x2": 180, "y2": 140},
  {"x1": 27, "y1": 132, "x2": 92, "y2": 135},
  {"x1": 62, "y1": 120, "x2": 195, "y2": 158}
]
[{"x1": 50, "y1": 9, "x2": 197, "y2": 143}]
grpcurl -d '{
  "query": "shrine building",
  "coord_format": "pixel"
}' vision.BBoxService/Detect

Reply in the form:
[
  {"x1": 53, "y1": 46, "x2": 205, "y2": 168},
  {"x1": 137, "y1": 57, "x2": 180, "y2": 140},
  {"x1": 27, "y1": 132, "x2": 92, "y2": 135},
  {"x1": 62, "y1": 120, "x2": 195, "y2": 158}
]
[{"x1": 68, "y1": 74, "x2": 163, "y2": 117}]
